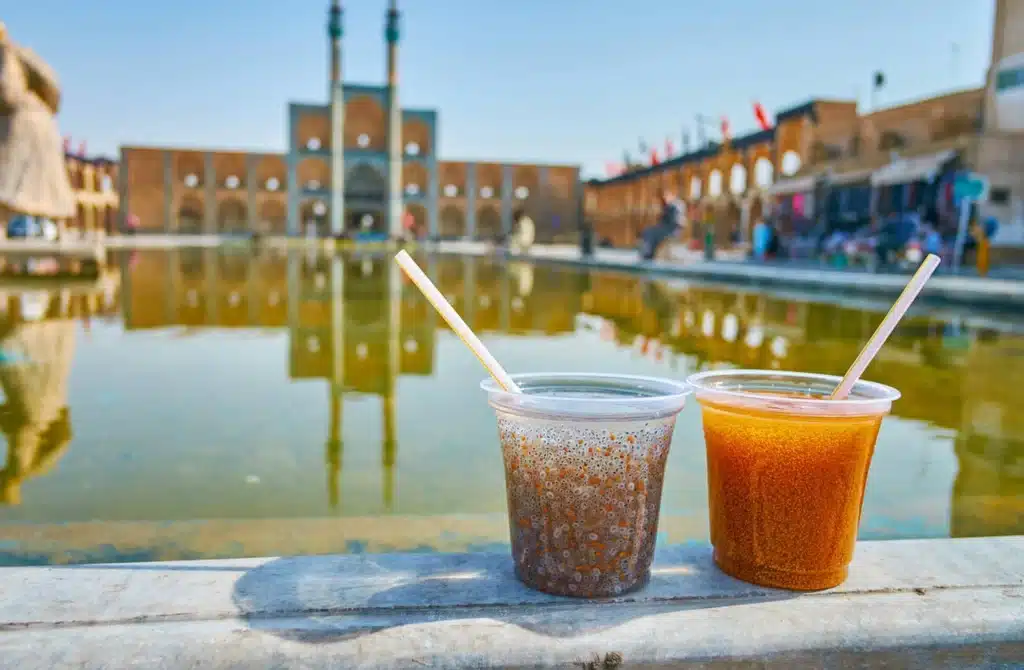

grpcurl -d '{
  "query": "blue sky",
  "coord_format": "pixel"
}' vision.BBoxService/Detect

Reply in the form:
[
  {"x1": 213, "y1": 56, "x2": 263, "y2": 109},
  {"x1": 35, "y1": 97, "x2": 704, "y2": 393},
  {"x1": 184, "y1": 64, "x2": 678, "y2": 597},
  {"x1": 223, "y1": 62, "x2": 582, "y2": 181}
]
[{"x1": 5, "y1": 0, "x2": 995, "y2": 177}]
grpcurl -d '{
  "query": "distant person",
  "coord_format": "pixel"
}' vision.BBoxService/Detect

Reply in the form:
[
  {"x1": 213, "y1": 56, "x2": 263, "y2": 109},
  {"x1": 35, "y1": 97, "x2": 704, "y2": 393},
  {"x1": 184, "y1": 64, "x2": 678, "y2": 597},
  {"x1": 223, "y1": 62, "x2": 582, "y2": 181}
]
[
  {"x1": 580, "y1": 220, "x2": 594, "y2": 258},
  {"x1": 639, "y1": 189, "x2": 683, "y2": 261},
  {"x1": 766, "y1": 219, "x2": 781, "y2": 258},
  {"x1": 752, "y1": 217, "x2": 770, "y2": 261},
  {"x1": 510, "y1": 208, "x2": 535, "y2": 254},
  {"x1": 0, "y1": 23, "x2": 75, "y2": 233}
]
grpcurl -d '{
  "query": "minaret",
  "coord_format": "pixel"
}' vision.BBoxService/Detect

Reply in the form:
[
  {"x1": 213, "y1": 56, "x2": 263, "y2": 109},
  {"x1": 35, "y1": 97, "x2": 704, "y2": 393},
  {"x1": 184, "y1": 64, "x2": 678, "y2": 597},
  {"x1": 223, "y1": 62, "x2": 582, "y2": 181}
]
[
  {"x1": 328, "y1": 0, "x2": 346, "y2": 235},
  {"x1": 385, "y1": 0, "x2": 403, "y2": 239}
]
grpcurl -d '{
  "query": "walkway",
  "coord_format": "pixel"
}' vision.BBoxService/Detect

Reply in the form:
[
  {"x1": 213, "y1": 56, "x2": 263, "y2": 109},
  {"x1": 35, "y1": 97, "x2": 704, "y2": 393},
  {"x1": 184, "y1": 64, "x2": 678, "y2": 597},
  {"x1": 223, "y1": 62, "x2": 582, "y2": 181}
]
[
  {"x1": 1, "y1": 537, "x2": 1020, "y2": 668},
  {"x1": 436, "y1": 242, "x2": 1024, "y2": 309}
]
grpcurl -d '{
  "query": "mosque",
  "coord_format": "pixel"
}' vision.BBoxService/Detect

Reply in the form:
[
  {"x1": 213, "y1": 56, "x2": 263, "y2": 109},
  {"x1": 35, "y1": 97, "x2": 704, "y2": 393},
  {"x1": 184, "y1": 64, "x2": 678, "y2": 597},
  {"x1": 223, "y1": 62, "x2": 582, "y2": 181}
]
[{"x1": 118, "y1": 1, "x2": 582, "y2": 240}]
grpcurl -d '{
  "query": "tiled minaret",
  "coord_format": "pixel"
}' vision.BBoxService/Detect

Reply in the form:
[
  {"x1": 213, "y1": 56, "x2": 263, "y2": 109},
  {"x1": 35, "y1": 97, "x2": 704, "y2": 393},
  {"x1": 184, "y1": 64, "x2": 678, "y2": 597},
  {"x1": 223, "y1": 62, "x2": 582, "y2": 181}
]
[
  {"x1": 329, "y1": 0, "x2": 346, "y2": 235},
  {"x1": 385, "y1": 0, "x2": 403, "y2": 238}
]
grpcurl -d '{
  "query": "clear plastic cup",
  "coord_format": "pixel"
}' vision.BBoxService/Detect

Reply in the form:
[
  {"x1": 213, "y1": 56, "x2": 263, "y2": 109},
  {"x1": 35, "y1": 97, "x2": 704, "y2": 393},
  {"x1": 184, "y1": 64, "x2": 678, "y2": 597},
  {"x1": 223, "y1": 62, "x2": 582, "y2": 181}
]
[
  {"x1": 687, "y1": 369, "x2": 901, "y2": 591},
  {"x1": 482, "y1": 373, "x2": 690, "y2": 597}
]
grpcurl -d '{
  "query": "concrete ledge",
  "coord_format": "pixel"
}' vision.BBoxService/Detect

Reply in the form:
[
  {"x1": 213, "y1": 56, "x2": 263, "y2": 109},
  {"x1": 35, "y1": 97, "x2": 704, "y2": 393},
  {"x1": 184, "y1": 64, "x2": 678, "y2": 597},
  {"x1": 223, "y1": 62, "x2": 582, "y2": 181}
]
[{"x1": 1, "y1": 537, "x2": 1021, "y2": 668}]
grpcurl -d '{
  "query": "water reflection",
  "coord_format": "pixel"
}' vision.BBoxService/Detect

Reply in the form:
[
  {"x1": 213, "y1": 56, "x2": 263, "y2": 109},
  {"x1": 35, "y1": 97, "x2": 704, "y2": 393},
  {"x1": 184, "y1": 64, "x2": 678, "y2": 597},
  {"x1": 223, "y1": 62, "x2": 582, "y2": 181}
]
[
  {"x1": 0, "y1": 248, "x2": 1020, "y2": 563},
  {"x1": 0, "y1": 281, "x2": 119, "y2": 505}
]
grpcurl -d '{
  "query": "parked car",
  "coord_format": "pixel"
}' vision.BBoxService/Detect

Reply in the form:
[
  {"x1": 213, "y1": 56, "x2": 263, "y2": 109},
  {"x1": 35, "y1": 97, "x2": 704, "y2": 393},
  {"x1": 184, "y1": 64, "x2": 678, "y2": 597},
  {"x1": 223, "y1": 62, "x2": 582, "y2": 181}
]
[
  {"x1": 7, "y1": 215, "x2": 41, "y2": 239},
  {"x1": 6, "y1": 216, "x2": 58, "y2": 241}
]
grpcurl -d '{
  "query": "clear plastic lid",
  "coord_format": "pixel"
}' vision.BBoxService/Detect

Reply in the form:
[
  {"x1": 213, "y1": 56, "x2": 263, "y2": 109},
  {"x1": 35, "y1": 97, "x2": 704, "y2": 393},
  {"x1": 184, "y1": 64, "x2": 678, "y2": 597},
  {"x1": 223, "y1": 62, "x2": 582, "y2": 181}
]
[
  {"x1": 686, "y1": 369, "x2": 901, "y2": 417},
  {"x1": 481, "y1": 373, "x2": 691, "y2": 421}
]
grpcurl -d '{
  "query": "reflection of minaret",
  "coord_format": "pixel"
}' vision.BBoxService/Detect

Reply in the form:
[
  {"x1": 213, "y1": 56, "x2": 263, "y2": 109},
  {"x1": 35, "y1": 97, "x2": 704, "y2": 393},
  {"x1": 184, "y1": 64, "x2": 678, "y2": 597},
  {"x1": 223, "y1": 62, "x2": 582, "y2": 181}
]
[
  {"x1": 328, "y1": 256, "x2": 346, "y2": 509},
  {"x1": 326, "y1": 385, "x2": 343, "y2": 510},
  {"x1": 328, "y1": 0, "x2": 346, "y2": 235},
  {"x1": 385, "y1": 0, "x2": 403, "y2": 238},
  {"x1": 383, "y1": 261, "x2": 401, "y2": 510}
]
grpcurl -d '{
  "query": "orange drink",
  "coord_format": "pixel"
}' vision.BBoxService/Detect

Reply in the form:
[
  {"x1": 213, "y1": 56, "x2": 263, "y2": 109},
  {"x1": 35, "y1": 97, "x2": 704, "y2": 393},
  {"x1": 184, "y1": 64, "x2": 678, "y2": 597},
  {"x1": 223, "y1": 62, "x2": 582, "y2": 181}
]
[{"x1": 687, "y1": 370, "x2": 900, "y2": 590}]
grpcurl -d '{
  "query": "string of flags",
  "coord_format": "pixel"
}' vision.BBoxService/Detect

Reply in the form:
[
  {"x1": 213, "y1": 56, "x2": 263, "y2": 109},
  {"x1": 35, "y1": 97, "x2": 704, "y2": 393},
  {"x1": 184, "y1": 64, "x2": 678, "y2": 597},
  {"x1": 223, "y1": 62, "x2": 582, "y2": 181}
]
[{"x1": 607, "y1": 101, "x2": 774, "y2": 177}]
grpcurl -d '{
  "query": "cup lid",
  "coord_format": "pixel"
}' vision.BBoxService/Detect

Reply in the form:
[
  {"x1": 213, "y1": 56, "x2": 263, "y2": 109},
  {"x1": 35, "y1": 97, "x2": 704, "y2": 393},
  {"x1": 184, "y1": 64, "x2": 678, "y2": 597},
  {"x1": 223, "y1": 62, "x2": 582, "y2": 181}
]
[
  {"x1": 482, "y1": 372, "x2": 691, "y2": 421},
  {"x1": 686, "y1": 369, "x2": 900, "y2": 417}
]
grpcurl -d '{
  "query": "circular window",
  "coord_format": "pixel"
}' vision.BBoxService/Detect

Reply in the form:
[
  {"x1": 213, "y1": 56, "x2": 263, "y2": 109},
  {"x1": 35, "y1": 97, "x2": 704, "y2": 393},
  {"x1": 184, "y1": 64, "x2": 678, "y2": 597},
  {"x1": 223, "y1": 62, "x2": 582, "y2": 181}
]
[
  {"x1": 225, "y1": 175, "x2": 240, "y2": 189},
  {"x1": 265, "y1": 177, "x2": 280, "y2": 191},
  {"x1": 480, "y1": 186, "x2": 494, "y2": 199},
  {"x1": 405, "y1": 183, "x2": 420, "y2": 196},
  {"x1": 356, "y1": 343, "x2": 369, "y2": 360},
  {"x1": 405, "y1": 142, "x2": 420, "y2": 156},
  {"x1": 515, "y1": 186, "x2": 529, "y2": 199},
  {"x1": 357, "y1": 133, "x2": 371, "y2": 148},
  {"x1": 443, "y1": 184, "x2": 458, "y2": 197},
  {"x1": 306, "y1": 179, "x2": 321, "y2": 191},
  {"x1": 184, "y1": 173, "x2": 199, "y2": 188},
  {"x1": 403, "y1": 338, "x2": 419, "y2": 353},
  {"x1": 312, "y1": 201, "x2": 327, "y2": 216},
  {"x1": 307, "y1": 336, "x2": 320, "y2": 353},
  {"x1": 306, "y1": 137, "x2": 322, "y2": 151},
  {"x1": 360, "y1": 214, "x2": 374, "y2": 230}
]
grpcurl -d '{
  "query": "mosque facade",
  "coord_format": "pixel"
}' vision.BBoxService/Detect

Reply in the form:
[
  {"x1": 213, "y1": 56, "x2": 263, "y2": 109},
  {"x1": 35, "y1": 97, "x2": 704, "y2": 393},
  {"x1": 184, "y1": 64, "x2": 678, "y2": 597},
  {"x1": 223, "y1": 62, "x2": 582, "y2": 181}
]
[{"x1": 118, "y1": 1, "x2": 582, "y2": 241}]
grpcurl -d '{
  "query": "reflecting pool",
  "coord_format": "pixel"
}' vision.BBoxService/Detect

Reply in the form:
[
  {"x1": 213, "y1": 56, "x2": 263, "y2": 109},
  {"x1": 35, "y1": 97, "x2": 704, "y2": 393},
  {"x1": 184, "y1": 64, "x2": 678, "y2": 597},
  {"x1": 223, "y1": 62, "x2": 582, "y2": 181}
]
[{"x1": 0, "y1": 248, "x2": 1021, "y2": 565}]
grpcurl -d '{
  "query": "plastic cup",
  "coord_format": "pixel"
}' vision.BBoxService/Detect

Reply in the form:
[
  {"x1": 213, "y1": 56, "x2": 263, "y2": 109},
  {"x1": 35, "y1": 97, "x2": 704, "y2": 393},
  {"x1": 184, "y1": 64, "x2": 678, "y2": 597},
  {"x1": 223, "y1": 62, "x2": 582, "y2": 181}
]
[
  {"x1": 482, "y1": 373, "x2": 690, "y2": 597},
  {"x1": 687, "y1": 369, "x2": 901, "y2": 591}
]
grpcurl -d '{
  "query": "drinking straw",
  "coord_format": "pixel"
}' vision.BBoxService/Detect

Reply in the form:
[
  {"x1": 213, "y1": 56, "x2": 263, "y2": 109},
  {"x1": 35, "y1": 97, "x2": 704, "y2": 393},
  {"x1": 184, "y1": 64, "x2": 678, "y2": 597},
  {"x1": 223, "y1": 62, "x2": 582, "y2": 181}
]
[
  {"x1": 394, "y1": 250, "x2": 522, "y2": 393},
  {"x1": 831, "y1": 253, "x2": 941, "y2": 400}
]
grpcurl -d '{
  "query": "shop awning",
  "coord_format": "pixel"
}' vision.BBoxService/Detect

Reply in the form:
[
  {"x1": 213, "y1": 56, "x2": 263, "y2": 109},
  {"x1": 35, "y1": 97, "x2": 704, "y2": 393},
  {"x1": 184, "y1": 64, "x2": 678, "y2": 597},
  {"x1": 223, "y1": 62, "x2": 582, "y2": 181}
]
[
  {"x1": 870, "y1": 149, "x2": 957, "y2": 187},
  {"x1": 829, "y1": 167, "x2": 875, "y2": 186},
  {"x1": 767, "y1": 175, "x2": 816, "y2": 196}
]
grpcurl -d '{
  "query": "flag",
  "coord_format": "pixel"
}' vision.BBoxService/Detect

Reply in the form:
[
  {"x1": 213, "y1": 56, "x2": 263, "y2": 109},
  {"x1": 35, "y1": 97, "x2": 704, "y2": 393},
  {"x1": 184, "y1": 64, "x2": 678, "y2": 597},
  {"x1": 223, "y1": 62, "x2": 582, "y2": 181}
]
[
  {"x1": 623, "y1": 151, "x2": 632, "y2": 170},
  {"x1": 753, "y1": 102, "x2": 771, "y2": 131},
  {"x1": 78, "y1": 141, "x2": 87, "y2": 157},
  {"x1": 649, "y1": 149, "x2": 660, "y2": 166},
  {"x1": 873, "y1": 71, "x2": 886, "y2": 90},
  {"x1": 682, "y1": 129, "x2": 691, "y2": 154},
  {"x1": 665, "y1": 137, "x2": 675, "y2": 158},
  {"x1": 605, "y1": 162, "x2": 615, "y2": 177},
  {"x1": 63, "y1": 136, "x2": 71, "y2": 154},
  {"x1": 638, "y1": 138, "x2": 648, "y2": 154},
  {"x1": 720, "y1": 117, "x2": 731, "y2": 144}
]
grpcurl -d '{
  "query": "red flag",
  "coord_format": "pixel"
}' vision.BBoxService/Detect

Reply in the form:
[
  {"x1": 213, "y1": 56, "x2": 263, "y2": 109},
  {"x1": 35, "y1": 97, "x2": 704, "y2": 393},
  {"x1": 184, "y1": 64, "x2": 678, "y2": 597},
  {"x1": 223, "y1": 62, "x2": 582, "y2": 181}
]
[
  {"x1": 78, "y1": 141, "x2": 87, "y2": 157},
  {"x1": 720, "y1": 117, "x2": 731, "y2": 144},
  {"x1": 665, "y1": 137, "x2": 675, "y2": 158},
  {"x1": 753, "y1": 102, "x2": 771, "y2": 131},
  {"x1": 649, "y1": 149, "x2": 660, "y2": 166}
]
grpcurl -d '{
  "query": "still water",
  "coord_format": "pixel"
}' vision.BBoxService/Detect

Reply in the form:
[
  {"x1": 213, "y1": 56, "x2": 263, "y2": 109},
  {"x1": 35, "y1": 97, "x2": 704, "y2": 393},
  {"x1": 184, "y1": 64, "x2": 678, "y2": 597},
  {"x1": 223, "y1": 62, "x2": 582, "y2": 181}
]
[{"x1": 0, "y1": 248, "x2": 1021, "y2": 565}]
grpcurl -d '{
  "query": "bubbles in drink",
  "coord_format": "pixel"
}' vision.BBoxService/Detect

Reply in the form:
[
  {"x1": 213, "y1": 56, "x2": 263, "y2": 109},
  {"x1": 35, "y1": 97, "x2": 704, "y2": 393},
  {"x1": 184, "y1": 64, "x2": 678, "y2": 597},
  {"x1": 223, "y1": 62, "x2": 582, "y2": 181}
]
[{"x1": 497, "y1": 413, "x2": 675, "y2": 597}]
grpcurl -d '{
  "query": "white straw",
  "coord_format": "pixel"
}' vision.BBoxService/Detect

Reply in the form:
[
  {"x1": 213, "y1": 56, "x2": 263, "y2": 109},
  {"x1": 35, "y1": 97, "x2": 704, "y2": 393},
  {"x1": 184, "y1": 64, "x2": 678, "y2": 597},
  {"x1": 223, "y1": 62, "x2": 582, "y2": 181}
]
[
  {"x1": 831, "y1": 253, "x2": 941, "y2": 400},
  {"x1": 394, "y1": 250, "x2": 521, "y2": 393}
]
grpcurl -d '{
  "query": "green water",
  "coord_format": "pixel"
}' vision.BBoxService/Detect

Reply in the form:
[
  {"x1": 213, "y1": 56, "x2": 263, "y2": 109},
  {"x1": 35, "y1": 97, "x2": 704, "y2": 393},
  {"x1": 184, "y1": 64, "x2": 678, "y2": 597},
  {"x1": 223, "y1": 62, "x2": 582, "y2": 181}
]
[{"x1": 0, "y1": 248, "x2": 1021, "y2": 565}]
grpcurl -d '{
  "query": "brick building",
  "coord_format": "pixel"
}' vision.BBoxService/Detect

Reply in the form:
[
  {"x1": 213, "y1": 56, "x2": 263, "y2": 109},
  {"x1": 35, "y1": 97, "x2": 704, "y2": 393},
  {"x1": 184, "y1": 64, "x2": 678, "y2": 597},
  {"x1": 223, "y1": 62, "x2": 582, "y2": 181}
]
[{"x1": 585, "y1": 1, "x2": 1024, "y2": 260}]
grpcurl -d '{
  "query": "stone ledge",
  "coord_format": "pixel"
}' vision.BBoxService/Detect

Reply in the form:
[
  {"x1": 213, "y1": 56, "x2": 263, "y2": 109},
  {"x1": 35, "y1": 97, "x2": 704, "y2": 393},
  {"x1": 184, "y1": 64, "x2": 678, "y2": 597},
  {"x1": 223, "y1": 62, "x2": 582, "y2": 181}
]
[{"x1": 0, "y1": 537, "x2": 1022, "y2": 668}]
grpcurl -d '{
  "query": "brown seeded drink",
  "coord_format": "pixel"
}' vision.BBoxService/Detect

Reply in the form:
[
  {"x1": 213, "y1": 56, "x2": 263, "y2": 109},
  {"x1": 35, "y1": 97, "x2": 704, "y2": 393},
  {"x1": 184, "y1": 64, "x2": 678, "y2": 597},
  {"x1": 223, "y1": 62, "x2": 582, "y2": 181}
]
[{"x1": 482, "y1": 373, "x2": 690, "y2": 597}]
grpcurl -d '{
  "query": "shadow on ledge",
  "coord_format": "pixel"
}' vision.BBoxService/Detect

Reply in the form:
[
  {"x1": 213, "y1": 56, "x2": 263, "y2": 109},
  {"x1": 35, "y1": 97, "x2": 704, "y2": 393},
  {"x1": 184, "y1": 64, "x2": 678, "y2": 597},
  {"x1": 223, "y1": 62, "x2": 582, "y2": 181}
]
[{"x1": 231, "y1": 544, "x2": 796, "y2": 643}]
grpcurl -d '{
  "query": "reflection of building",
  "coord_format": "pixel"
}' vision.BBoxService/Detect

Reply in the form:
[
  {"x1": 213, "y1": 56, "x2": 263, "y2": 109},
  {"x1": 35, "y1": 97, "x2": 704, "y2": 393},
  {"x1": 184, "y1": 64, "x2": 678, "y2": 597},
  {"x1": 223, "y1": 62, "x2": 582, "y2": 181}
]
[
  {"x1": 0, "y1": 293, "x2": 77, "y2": 505},
  {"x1": 950, "y1": 336, "x2": 1024, "y2": 538},
  {"x1": 119, "y1": 1, "x2": 580, "y2": 241},
  {"x1": 586, "y1": 3, "x2": 1024, "y2": 260}
]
